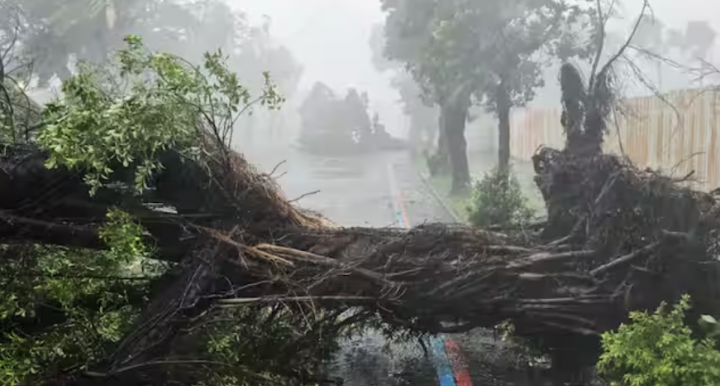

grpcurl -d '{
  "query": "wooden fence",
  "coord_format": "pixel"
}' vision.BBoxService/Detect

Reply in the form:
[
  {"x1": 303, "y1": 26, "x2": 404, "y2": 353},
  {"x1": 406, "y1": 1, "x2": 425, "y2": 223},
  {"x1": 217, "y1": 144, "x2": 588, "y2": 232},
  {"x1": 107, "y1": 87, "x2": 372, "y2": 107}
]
[{"x1": 510, "y1": 88, "x2": 720, "y2": 191}]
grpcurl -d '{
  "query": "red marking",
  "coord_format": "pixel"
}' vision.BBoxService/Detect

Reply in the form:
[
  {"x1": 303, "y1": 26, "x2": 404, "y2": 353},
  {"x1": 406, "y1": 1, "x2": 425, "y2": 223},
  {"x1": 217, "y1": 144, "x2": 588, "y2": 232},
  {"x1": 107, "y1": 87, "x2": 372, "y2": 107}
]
[
  {"x1": 388, "y1": 164, "x2": 411, "y2": 228},
  {"x1": 445, "y1": 339, "x2": 473, "y2": 386},
  {"x1": 395, "y1": 182, "x2": 411, "y2": 228}
]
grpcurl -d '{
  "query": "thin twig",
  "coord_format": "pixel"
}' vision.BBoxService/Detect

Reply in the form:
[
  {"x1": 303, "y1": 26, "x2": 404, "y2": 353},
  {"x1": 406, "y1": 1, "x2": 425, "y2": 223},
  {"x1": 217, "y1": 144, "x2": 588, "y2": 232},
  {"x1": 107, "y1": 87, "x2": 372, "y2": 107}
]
[
  {"x1": 216, "y1": 295, "x2": 374, "y2": 307},
  {"x1": 288, "y1": 190, "x2": 320, "y2": 203}
]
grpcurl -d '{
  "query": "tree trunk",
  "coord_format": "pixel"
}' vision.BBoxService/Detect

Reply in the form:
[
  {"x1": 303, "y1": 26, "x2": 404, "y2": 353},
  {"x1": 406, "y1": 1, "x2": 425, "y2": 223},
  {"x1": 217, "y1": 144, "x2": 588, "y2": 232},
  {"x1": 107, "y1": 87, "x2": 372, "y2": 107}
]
[
  {"x1": 425, "y1": 122, "x2": 436, "y2": 152},
  {"x1": 437, "y1": 109, "x2": 447, "y2": 158},
  {"x1": 496, "y1": 79, "x2": 511, "y2": 177},
  {"x1": 443, "y1": 100, "x2": 470, "y2": 195},
  {"x1": 427, "y1": 108, "x2": 450, "y2": 176},
  {"x1": 408, "y1": 119, "x2": 424, "y2": 156}
]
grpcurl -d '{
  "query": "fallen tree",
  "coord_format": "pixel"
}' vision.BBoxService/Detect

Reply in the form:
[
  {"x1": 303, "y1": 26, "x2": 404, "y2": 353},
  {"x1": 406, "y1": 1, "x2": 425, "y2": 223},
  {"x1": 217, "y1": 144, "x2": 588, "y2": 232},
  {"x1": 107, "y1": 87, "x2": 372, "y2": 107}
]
[
  {"x1": 3, "y1": 36, "x2": 720, "y2": 385},
  {"x1": 4, "y1": 136, "x2": 720, "y2": 385}
]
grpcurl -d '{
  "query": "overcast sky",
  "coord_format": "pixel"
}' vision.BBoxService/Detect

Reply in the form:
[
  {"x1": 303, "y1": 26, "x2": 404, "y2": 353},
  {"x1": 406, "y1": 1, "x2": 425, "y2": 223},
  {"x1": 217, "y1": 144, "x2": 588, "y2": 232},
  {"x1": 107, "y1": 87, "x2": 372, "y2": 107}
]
[
  {"x1": 233, "y1": 0, "x2": 386, "y2": 91},
  {"x1": 229, "y1": 0, "x2": 402, "y2": 130},
  {"x1": 230, "y1": 0, "x2": 720, "y2": 130}
]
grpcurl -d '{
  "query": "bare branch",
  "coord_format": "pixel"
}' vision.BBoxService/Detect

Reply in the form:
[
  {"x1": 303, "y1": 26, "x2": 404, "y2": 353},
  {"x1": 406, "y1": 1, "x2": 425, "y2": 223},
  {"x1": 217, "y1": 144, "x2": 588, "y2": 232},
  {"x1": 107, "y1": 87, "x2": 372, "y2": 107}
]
[{"x1": 597, "y1": 0, "x2": 649, "y2": 79}]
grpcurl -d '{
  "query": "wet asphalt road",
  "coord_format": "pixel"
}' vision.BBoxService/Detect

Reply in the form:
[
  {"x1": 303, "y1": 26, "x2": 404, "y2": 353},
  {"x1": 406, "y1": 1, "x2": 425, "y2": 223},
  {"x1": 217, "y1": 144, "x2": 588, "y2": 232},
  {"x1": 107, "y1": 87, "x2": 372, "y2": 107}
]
[{"x1": 240, "y1": 143, "x2": 454, "y2": 228}]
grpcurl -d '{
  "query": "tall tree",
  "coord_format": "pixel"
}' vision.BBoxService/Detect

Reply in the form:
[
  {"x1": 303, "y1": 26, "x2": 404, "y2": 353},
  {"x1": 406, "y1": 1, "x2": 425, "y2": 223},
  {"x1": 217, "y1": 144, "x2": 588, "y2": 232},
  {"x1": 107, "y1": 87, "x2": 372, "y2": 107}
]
[
  {"x1": 456, "y1": 0, "x2": 593, "y2": 175},
  {"x1": 381, "y1": 0, "x2": 478, "y2": 193},
  {"x1": 381, "y1": 0, "x2": 591, "y2": 192}
]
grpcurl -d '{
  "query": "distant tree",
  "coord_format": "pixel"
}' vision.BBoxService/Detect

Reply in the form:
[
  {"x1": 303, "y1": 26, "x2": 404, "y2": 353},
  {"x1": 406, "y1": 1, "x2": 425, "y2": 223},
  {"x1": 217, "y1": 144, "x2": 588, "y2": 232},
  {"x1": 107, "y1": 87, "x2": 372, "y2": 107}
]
[
  {"x1": 381, "y1": 0, "x2": 477, "y2": 193},
  {"x1": 9, "y1": 0, "x2": 303, "y2": 101},
  {"x1": 344, "y1": 88, "x2": 372, "y2": 144},
  {"x1": 298, "y1": 82, "x2": 336, "y2": 142},
  {"x1": 629, "y1": 16, "x2": 716, "y2": 90},
  {"x1": 230, "y1": 15, "x2": 302, "y2": 140},
  {"x1": 632, "y1": 16, "x2": 666, "y2": 52},
  {"x1": 12, "y1": 0, "x2": 170, "y2": 84},
  {"x1": 454, "y1": 0, "x2": 593, "y2": 176},
  {"x1": 667, "y1": 20, "x2": 717, "y2": 61},
  {"x1": 232, "y1": 15, "x2": 303, "y2": 99},
  {"x1": 681, "y1": 21, "x2": 717, "y2": 59},
  {"x1": 297, "y1": 83, "x2": 401, "y2": 155},
  {"x1": 370, "y1": 23, "x2": 438, "y2": 154},
  {"x1": 298, "y1": 82, "x2": 356, "y2": 152},
  {"x1": 393, "y1": 72, "x2": 438, "y2": 152},
  {"x1": 631, "y1": 16, "x2": 717, "y2": 61},
  {"x1": 381, "y1": 0, "x2": 592, "y2": 192}
]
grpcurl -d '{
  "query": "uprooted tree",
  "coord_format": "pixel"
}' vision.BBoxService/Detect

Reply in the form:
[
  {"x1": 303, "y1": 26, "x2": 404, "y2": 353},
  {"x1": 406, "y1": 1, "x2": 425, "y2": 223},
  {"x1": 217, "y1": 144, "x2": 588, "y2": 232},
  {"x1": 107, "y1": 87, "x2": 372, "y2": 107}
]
[{"x1": 3, "y1": 30, "x2": 720, "y2": 386}]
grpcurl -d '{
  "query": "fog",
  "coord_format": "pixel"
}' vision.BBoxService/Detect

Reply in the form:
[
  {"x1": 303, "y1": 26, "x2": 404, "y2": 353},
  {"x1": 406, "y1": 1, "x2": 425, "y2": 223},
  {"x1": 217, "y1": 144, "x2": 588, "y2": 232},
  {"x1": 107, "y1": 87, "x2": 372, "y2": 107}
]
[
  {"x1": 230, "y1": 0, "x2": 404, "y2": 136},
  {"x1": 233, "y1": 0, "x2": 720, "y2": 131},
  {"x1": 21, "y1": 0, "x2": 720, "y2": 141}
]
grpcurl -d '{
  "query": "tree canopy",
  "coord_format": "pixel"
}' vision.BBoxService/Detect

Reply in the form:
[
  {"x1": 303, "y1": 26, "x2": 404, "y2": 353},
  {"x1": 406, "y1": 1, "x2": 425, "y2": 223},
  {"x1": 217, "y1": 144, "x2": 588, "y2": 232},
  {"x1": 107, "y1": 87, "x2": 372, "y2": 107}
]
[
  {"x1": 379, "y1": 0, "x2": 594, "y2": 192},
  {"x1": 0, "y1": 0, "x2": 302, "y2": 99},
  {"x1": 369, "y1": 22, "x2": 438, "y2": 153}
]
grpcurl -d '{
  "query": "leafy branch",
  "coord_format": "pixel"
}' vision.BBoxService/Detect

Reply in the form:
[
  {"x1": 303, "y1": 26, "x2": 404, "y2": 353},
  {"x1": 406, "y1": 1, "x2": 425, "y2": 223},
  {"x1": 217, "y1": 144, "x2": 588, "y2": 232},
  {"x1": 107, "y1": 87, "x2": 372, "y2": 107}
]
[{"x1": 37, "y1": 35, "x2": 283, "y2": 195}]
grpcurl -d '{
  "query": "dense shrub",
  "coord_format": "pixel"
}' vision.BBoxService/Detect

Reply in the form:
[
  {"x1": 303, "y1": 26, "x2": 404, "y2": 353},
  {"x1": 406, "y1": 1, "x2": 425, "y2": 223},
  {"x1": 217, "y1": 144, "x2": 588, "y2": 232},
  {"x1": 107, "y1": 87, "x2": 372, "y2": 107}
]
[
  {"x1": 467, "y1": 166, "x2": 535, "y2": 228},
  {"x1": 597, "y1": 295, "x2": 720, "y2": 386}
]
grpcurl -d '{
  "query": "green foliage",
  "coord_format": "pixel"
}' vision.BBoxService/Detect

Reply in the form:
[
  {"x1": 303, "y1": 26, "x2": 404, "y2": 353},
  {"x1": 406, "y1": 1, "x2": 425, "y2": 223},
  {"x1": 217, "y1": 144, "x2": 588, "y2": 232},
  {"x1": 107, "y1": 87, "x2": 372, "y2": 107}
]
[
  {"x1": 381, "y1": 0, "x2": 592, "y2": 108},
  {"x1": 467, "y1": 166, "x2": 535, "y2": 228},
  {"x1": 0, "y1": 34, "x2": 344, "y2": 385},
  {"x1": 100, "y1": 208, "x2": 151, "y2": 261},
  {"x1": 37, "y1": 35, "x2": 282, "y2": 195},
  {"x1": 597, "y1": 295, "x2": 720, "y2": 386},
  {"x1": 699, "y1": 314, "x2": 720, "y2": 341},
  {"x1": 0, "y1": 208, "x2": 155, "y2": 386},
  {"x1": 199, "y1": 307, "x2": 344, "y2": 385}
]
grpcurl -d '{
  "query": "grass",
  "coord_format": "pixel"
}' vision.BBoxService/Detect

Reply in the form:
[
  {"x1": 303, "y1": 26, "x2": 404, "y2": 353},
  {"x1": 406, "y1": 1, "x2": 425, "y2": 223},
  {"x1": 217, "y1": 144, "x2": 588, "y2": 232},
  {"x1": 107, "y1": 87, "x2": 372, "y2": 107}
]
[
  {"x1": 411, "y1": 153, "x2": 471, "y2": 222},
  {"x1": 427, "y1": 173, "x2": 470, "y2": 222},
  {"x1": 412, "y1": 151, "x2": 547, "y2": 223}
]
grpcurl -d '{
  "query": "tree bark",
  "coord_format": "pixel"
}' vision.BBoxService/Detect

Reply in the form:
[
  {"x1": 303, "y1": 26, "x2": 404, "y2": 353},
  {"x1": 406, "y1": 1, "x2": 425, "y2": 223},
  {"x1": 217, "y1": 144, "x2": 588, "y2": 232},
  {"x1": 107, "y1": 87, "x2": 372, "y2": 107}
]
[
  {"x1": 443, "y1": 100, "x2": 471, "y2": 195},
  {"x1": 427, "y1": 107, "x2": 450, "y2": 176},
  {"x1": 496, "y1": 78, "x2": 511, "y2": 177}
]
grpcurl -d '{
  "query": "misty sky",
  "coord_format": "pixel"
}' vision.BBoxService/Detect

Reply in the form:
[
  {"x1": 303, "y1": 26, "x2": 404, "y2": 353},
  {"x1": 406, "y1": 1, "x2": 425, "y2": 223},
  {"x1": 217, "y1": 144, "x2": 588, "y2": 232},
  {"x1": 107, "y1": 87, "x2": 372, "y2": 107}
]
[
  {"x1": 231, "y1": 0, "x2": 720, "y2": 132},
  {"x1": 231, "y1": 0, "x2": 402, "y2": 131},
  {"x1": 235, "y1": 0, "x2": 386, "y2": 92}
]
